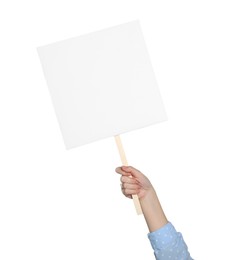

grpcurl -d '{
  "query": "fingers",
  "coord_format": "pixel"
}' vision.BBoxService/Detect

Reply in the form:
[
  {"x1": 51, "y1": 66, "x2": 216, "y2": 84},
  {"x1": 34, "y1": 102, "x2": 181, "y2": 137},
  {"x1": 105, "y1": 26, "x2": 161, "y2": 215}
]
[
  {"x1": 115, "y1": 167, "x2": 131, "y2": 176},
  {"x1": 120, "y1": 175, "x2": 138, "y2": 184},
  {"x1": 121, "y1": 183, "x2": 139, "y2": 198},
  {"x1": 115, "y1": 166, "x2": 143, "y2": 179},
  {"x1": 120, "y1": 176, "x2": 140, "y2": 199},
  {"x1": 122, "y1": 182, "x2": 139, "y2": 190},
  {"x1": 121, "y1": 166, "x2": 143, "y2": 179},
  {"x1": 115, "y1": 166, "x2": 143, "y2": 199}
]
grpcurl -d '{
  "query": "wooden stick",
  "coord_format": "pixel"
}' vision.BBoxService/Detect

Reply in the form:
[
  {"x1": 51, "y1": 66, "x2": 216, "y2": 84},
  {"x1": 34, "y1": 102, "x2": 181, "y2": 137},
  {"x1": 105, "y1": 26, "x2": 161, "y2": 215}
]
[{"x1": 114, "y1": 135, "x2": 143, "y2": 215}]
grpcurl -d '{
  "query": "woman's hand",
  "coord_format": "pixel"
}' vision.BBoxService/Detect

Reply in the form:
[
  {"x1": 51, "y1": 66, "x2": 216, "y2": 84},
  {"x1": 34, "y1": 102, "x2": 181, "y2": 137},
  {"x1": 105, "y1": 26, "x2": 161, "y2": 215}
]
[
  {"x1": 115, "y1": 166, "x2": 153, "y2": 199},
  {"x1": 115, "y1": 165, "x2": 168, "y2": 232}
]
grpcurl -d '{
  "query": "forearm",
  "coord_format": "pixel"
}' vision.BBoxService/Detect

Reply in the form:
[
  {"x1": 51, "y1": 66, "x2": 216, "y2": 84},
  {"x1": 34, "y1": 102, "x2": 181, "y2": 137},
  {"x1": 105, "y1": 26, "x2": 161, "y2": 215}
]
[{"x1": 140, "y1": 188, "x2": 168, "y2": 232}]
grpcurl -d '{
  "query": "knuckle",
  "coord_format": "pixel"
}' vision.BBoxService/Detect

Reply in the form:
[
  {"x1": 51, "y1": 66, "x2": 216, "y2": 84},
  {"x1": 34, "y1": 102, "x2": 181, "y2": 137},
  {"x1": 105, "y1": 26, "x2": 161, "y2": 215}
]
[
  {"x1": 130, "y1": 178, "x2": 137, "y2": 184},
  {"x1": 124, "y1": 188, "x2": 129, "y2": 194}
]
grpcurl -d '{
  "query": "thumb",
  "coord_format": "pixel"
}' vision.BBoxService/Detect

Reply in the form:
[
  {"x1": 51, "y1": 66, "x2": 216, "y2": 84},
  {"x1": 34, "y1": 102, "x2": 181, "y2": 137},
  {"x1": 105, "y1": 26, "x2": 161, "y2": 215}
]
[{"x1": 121, "y1": 166, "x2": 143, "y2": 179}]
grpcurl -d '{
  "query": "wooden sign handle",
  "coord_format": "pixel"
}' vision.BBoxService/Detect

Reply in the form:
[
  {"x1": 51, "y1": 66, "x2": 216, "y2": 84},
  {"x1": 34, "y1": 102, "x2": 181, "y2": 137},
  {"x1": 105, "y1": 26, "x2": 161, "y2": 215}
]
[{"x1": 114, "y1": 135, "x2": 143, "y2": 215}]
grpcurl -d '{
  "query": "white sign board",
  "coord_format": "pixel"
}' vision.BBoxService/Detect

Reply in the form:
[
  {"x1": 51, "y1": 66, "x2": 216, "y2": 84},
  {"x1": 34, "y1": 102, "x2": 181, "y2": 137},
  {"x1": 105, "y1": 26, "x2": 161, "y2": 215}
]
[{"x1": 37, "y1": 20, "x2": 167, "y2": 150}]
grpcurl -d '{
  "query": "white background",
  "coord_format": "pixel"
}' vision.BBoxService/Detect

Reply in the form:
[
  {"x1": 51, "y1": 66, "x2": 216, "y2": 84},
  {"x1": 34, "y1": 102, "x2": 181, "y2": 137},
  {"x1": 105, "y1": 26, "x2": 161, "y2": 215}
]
[{"x1": 0, "y1": 1, "x2": 244, "y2": 259}]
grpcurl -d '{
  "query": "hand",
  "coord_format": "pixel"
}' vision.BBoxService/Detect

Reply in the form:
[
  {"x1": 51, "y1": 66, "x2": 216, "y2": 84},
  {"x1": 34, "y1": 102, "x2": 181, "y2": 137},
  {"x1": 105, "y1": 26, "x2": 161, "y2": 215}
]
[
  {"x1": 115, "y1": 166, "x2": 153, "y2": 199},
  {"x1": 116, "y1": 166, "x2": 168, "y2": 232}
]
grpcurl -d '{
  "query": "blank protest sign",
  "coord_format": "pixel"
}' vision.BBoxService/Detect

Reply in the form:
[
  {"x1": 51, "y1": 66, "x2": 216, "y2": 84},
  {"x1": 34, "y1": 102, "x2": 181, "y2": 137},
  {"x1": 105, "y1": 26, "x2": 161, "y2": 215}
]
[{"x1": 37, "y1": 20, "x2": 167, "y2": 150}]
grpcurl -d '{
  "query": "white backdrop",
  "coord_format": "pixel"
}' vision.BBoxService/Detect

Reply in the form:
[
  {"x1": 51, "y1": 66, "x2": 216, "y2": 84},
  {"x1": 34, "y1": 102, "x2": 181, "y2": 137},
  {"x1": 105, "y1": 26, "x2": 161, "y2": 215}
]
[{"x1": 0, "y1": 1, "x2": 244, "y2": 259}]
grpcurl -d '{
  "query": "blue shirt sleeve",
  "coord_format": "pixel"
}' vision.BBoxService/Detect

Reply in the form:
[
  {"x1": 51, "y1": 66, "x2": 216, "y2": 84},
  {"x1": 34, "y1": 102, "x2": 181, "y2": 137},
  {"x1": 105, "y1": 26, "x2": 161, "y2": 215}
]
[{"x1": 147, "y1": 222, "x2": 193, "y2": 260}]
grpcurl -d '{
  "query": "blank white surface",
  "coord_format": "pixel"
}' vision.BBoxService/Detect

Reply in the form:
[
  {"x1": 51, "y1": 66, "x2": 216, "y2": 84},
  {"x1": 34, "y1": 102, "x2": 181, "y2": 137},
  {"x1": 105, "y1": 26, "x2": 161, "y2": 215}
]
[
  {"x1": 0, "y1": 1, "x2": 245, "y2": 260},
  {"x1": 37, "y1": 21, "x2": 167, "y2": 149}
]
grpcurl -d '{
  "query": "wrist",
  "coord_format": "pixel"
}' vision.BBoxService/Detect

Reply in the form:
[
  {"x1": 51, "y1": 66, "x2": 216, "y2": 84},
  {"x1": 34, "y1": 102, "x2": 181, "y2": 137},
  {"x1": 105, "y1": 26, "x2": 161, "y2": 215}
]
[
  {"x1": 139, "y1": 186, "x2": 157, "y2": 203},
  {"x1": 139, "y1": 187, "x2": 168, "y2": 232}
]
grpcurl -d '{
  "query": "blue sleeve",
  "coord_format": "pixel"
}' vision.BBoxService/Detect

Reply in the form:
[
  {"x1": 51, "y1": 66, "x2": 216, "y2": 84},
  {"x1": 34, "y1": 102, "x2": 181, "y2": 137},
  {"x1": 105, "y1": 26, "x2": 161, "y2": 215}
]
[{"x1": 147, "y1": 222, "x2": 193, "y2": 260}]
